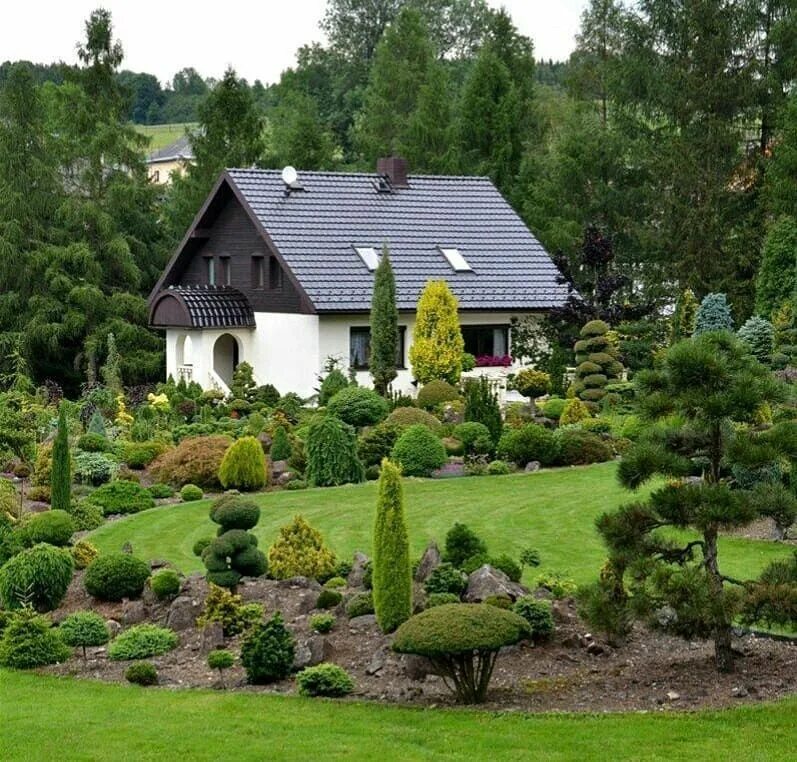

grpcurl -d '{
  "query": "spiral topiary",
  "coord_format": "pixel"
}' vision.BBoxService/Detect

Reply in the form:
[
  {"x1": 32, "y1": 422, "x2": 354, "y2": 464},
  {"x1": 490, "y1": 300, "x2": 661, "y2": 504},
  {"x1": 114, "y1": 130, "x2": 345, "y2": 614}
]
[{"x1": 572, "y1": 320, "x2": 623, "y2": 411}]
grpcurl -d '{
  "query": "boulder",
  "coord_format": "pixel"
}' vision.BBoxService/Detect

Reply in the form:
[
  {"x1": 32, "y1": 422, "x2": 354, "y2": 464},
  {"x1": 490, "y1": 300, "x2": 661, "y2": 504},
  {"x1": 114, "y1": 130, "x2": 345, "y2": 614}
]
[
  {"x1": 200, "y1": 621, "x2": 225, "y2": 653},
  {"x1": 414, "y1": 541, "x2": 441, "y2": 583},
  {"x1": 122, "y1": 599, "x2": 146, "y2": 626},
  {"x1": 524, "y1": 461, "x2": 541, "y2": 473},
  {"x1": 401, "y1": 654, "x2": 433, "y2": 681},
  {"x1": 271, "y1": 460, "x2": 290, "y2": 479},
  {"x1": 276, "y1": 472, "x2": 294, "y2": 486},
  {"x1": 348, "y1": 552, "x2": 370, "y2": 588},
  {"x1": 166, "y1": 595, "x2": 202, "y2": 631},
  {"x1": 464, "y1": 565, "x2": 529, "y2": 603},
  {"x1": 293, "y1": 635, "x2": 334, "y2": 670}
]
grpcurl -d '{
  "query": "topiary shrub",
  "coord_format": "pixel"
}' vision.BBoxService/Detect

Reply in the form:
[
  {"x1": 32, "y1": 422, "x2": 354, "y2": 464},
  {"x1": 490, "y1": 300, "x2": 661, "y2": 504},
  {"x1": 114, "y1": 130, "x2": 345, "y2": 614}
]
[
  {"x1": 372, "y1": 459, "x2": 411, "y2": 633},
  {"x1": 208, "y1": 648, "x2": 235, "y2": 687},
  {"x1": 125, "y1": 661, "x2": 158, "y2": 686},
  {"x1": 424, "y1": 562, "x2": 467, "y2": 596},
  {"x1": 296, "y1": 662, "x2": 355, "y2": 697},
  {"x1": 59, "y1": 611, "x2": 109, "y2": 658},
  {"x1": 0, "y1": 608, "x2": 70, "y2": 668},
  {"x1": 0, "y1": 543, "x2": 74, "y2": 611},
  {"x1": 147, "y1": 483, "x2": 175, "y2": 499},
  {"x1": 386, "y1": 406, "x2": 442, "y2": 433},
  {"x1": 150, "y1": 569, "x2": 181, "y2": 600},
  {"x1": 540, "y1": 397, "x2": 567, "y2": 421},
  {"x1": 555, "y1": 428, "x2": 613, "y2": 465},
  {"x1": 69, "y1": 541, "x2": 97, "y2": 572},
  {"x1": 390, "y1": 425, "x2": 446, "y2": 477},
  {"x1": 345, "y1": 591, "x2": 374, "y2": 618},
  {"x1": 85, "y1": 480, "x2": 155, "y2": 516},
  {"x1": 180, "y1": 483, "x2": 203, "y2": 502},
  {"x1": 77, "y1": 432, "x2": 111, "y2": 453},
  {"x1": 197, "y1": 584, "x2": 263, "y2": 636},
  {"x1": 150, "y1": 435, "x2": 232, "y2": 489},
  {"x1": 22, "y1": 510, "x2": 75, "y2": 547},
  {"x1": 444, "y1": 523, "x2": 487, "y2": 567},
  {"x1": 357, "y1": 422, "x2": 400, "y2": 467},
  {"x1": 310, "y1": 613, "x2": 335, "y2": 633},
  {"x1": 268, "y1": 515, "x2": 336, "y2": 581},
  {"x1": 69, "y1": 499, "x2": 104, "y2": 531},
  {"x1": 202, "y1": 495, "x2": 267, "y2": 588},
  {"x1": 694, "y1": 292, "x2": 734, "y2": 335},
  {"x1": 512, "y1": 369, "x2": 551, "y2": 401},
  {"x1": 392, "y1": 604, "x2": 531, "y2": 703},
  {"x1": 425, "y1": 592, "x2": 460, "y2": 608},
  {"x1": 416, "y1": 380, "x2": 460, "y2": 411},
  {"x1": 306, "y1": 416, "x2": 365, "y2": 487},
  {"x1": 270, "y1": 426, "x2": 292, "y2": 462},
  {"x1": 218, "y1": 436, "x2": 268, "y2": 491},
  {"x1": 327, "y1": 386, "x2": 389, "y2": 428},
  {"x1": 497, "y1": 424, "x2": 557, "y2": 467},
  {"x1": 512, "y1": 597, "x2": 555, "y2": 642},
  {"x1": 738, "y1": 316, "x2": 774, "y2": 364},
  {"x1": 108, "y1": 624, "x2": 179, "y2": 660},
  {"x1": 573, "y1": 320, "x2": 623, "y2": 410},
  {"x1": 453, "y1": 422, "x2": 493, "y2": 457},
  {"x1": 84, "y1": 553, "x2": 151, "y2": 601},
  {"x1": 559, "y1": 398, "x2": 591, "y2": 426},
  {"x1": 240, "y1": 612, "x2": 295, "y2": 684},
  {"x1": 122, "y1": 441, "x2": 169, "y2": 469}
]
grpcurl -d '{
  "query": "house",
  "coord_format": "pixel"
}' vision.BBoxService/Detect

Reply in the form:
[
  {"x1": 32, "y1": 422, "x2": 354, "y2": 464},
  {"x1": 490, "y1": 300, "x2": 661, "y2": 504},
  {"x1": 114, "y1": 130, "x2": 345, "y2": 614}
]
[
  {"x1": 148, "y1": 157, "x2": 570, "y2": 398},
  {"x1": 146, "y1": 134, "x2": 195, "y2": 185}
]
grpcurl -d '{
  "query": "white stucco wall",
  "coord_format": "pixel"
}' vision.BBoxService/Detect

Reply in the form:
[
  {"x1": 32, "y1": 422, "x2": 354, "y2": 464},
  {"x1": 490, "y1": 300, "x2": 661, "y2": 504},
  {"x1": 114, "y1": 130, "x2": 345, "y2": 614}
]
[{"x1": 167, "y1": 311, "x2": 543, "y2": 399}]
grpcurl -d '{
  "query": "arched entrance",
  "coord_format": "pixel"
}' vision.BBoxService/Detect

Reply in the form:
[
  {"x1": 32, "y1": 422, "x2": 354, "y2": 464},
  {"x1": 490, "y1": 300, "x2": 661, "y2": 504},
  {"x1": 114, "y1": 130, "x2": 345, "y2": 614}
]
[{"x1": 213, "y1": 334, "x2": 240, "y2": 387}]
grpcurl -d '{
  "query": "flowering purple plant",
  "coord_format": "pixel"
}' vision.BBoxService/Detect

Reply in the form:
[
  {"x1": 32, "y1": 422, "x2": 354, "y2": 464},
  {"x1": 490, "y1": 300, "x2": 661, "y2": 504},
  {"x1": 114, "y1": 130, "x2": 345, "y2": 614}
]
[{"x1": 474, "y1": 355, "x2": 512, "y2": 368}]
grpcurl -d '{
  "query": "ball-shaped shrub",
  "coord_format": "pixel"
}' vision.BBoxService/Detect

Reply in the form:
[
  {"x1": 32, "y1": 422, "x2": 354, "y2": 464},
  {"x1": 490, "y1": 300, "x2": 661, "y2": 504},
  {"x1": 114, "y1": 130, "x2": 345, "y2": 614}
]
[
  {"x1": 71, "y1": 539, "x2": 99, "y2": 570},
  {"x1": 147, "y1": 483, "x2": 175, "y2": 499},
  {"x1": 209, "y1": 494, "x2": 260, "y2": 530},
  {"x1": 425, "y1": 592, "x2": 461, "y2": 608},
  {"x1": 150, "y1": 435, "x2": 232, "y2": 489},
  {"x1": 77, "y1": 432, "x2": 111, "y2": 453},
  {"x1": 512, "y1": 597, "x2": 555, "y2": 642},
  {"x1": 487, "y1": 460, "x2": 511, "y2": 475},
  {"x1": 310, "y1": 613, "x2": 335, "y2": 633},
  {"x1": 306, "y1": 416, "x2": 365, "y2": 487},
  {"x1": 23, "y1": 510, "x2": 75, "y2": 547},
  {"x1": 318, "y1": 368, "x2": 349, "y2": 406},
  {"x1": 512, "y1": 369, "x2": 551, "y2": 400},
  {"x1": 180, "y1": 483, "x2": 203, "y2": 502},
  {"x1": 69, "y1": 499, "x2": 104, "y2": 531},
  {"x1": 108, "y1": 624, "x2": 179, "y2": 660},
  {"x1": 497, "y1": 424, "x2": 557, "y2": 467},
  {"x1": 84, "y1": 553, "x2": 151, "y2": 601},
  {"x1": 296, "y1": 663, "x2": 355, "y2": 697},
  {"x1": 218, "y1": 436, "x2": 268, "y2": 491},
  {"x1": 0, "y1": 607, "x2": 71, "y2": 668},
  {"x1": 559, "y1": 398, "x2": 591, "y2": 426},
  {"x1": 416, "y1": 380, "x2": 460, "y2": 411},
  {"x1": 345, "y1": 591, "x2": 374, "y2": 618},
  {"x1": 453, "y1": 422, "x2": 493, "y2": 456},
  {"x1": 316, "y1": 588, "x2": 343, "y2": 610},
  {"x1": 268, "y1": 515, "x2": 336, "y2": 581},
  {"x1": 150, "y1": 568, "x2": 181, "y2": 600},
  {"x1": 424, "y1": 562, "x2": 467, "y2": 596},
  {"x1": 86, "y1": 480, "x2": 155, "y2": 516},
  {"x1": 125, "y1": 661, "x2": 158, "y2": 685},
  {"x1": 326, "y1": 386, "x2": 389, "y2": 427},
  {"x1": 0, "y1": 543, "x2": 74, "y2": 611},
  {"x1": 208, "y1": 648, "x2": 235, "y2": 671},
  {"x1": 122, "y1": 441, "x2": 168, "y2": 470},
  {"x1": 555, "y1": 428, "x2": 613, "y2": 465},
  {"x1": 357, "y1": 422, "x2": 400, "y2": 467},
  {"x1": 390, "y1": 425, "x2": 447, "y2": 477},
  {"x1": 240, "y1": 612, "x2": 295, "y2": 684},
  {"x1": 392, "y1": 604, "x2": 531, "y2": 703},
  {"x1": 386, "y1": 406, "x2": 442, "y2": 433},
  {"x1": 59, "y1": 611, "x2": 110, "y2": 657}
]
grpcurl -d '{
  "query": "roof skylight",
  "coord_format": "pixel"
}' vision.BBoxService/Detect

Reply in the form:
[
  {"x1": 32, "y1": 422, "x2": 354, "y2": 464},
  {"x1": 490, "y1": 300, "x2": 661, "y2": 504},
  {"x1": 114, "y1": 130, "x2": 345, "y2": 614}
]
[
  {"x1": 354, "y1": 246, "x2": 380, "y2": 271},
  {"x1": 440, "y1": 247, "x2": 472, "y2": 272}
]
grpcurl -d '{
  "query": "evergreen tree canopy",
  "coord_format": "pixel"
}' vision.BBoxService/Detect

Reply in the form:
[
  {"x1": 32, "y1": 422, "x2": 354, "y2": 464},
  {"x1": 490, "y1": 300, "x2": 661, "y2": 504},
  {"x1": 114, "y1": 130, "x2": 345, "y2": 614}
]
[{"x1": 369, "y1": 248, "x2": 399, "y2": 396}]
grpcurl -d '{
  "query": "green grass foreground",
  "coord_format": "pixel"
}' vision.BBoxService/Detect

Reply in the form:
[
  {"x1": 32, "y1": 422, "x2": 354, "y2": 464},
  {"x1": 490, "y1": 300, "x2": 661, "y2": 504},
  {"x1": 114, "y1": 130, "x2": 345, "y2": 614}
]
[
  {"x1": 90, "y1": 464, "x2": 791, "y2": 585},
  {"x1": 2, "y1": 671, "x2": 795, "y2": 761}
]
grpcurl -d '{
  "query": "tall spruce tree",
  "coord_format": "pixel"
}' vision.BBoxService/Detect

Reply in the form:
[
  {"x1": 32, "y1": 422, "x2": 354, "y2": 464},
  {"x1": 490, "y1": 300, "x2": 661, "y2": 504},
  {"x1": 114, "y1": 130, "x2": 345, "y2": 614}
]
[
  {"x1": 600, "y1": 332, "x2": 793, "y2": 671},
  {"x1": 756, "y1": 217, "x2": 797, "y2": 318},
  {"x1": 369, "y1": 247, "x2": 399, "y2": 396},
  {"x1": 51, "y1": 404, "x2": 71, "y2": 512},
  {"x1": 372, "y1": 458, "x2": 411, "y2": 633}
]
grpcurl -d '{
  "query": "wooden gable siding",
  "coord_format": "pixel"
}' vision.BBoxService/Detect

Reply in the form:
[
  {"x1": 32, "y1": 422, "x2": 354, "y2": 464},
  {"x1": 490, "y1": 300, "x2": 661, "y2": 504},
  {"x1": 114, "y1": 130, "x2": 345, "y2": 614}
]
[{"x1": 175, "y1": 196, "x2": 306, "y2": 314}]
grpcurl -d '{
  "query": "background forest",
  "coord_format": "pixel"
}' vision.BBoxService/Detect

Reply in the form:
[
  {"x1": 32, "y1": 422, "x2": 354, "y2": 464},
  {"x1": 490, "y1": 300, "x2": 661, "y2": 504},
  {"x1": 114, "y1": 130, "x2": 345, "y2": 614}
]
[{"x1": 1, "y1": 0, "x2": 796, "y2": 395}]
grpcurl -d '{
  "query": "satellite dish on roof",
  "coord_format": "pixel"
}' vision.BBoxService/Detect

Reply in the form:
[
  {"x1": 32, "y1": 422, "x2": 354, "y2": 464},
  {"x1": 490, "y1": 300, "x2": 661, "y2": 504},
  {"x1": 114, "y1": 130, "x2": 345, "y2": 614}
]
[{"x1": 281, "y1": 165, "x2": 298, "y2": 187}]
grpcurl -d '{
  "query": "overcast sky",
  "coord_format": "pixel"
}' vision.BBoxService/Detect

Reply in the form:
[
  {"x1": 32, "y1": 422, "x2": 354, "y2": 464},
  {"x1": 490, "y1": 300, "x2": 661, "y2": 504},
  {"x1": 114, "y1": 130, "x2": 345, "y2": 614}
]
[{"x1": 0, "y1": 1, "x2": 586, "y2": 86}]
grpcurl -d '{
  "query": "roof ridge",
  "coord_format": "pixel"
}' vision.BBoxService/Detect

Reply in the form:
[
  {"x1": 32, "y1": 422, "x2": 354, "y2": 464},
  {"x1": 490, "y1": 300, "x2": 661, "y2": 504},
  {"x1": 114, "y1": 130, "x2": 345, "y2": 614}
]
[{"x1": 226, "y1": 167, "x2": 491, "y2": 182}]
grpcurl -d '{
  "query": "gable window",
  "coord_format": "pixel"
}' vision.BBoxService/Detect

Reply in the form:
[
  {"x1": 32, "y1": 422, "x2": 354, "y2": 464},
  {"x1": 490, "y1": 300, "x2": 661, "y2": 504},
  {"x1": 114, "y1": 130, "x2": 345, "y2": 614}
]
[
  {"x1": 350, "y1": 326, "x2": 406, "y2": 370},
  {"x1": 354, "y1": 246, "x2": 380, "y2": 271},
  {"x1": 461, "y1": 325, "x2": 509, "y2": 362},
  {"x1": 206, "y1": 256, "x2": 216, "y2": 286},
  {"x1": 219, "y1": 256, "x2": 231, "y2": 286},
  {"x1": 269, "y1": 256, "x2": 284, "y2": 290},
  {"x1": 251, "y1": 256, "x2": 265, "y2": 288},
  {"x1": 440, "y1": 247, "x2": 472, "y2": 272}
]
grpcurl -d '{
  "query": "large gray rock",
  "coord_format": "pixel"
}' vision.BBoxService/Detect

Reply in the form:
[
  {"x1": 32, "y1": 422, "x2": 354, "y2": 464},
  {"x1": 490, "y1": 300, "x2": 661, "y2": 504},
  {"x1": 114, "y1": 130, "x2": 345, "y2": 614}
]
[
  {"x1": 414, "y1": 541, "x2": 441, "y2": 583},
  {"x1": 122, "y1": 599, "x2": 146, "y2": 625},
  {"x1": 348, "y1": 551, "x2": 370, "y2": 588},
  {"x1": 200, "y1": 621, "x2": 225, "y2": 653},
  {"x1": 271, "y1": 460, "x2": 290, "y2": 479},
  {"x1": 166, "y1": 595, "x2": 202, "y2": 631},
  {"x1": 464, "y1": 565, "x2": 529, "y2": 603},
  {"x1": 293, "y1": 635, "x2": 334, "y2": 670},
  {"x1": 525, "y1": 461, "x2": 541, "y2": 473}
]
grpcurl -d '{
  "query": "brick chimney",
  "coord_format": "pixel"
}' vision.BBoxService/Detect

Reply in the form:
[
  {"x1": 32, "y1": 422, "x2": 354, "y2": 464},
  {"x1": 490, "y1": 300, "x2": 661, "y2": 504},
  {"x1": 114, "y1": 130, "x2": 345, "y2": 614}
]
[{"x1": 377, "y1": 156, "x2": 409, "y2": 188}]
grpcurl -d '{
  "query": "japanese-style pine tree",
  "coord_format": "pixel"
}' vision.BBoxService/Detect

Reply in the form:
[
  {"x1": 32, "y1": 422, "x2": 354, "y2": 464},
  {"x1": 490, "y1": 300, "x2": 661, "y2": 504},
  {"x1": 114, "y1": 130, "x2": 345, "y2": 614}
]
[
  {"x1": 372, "y1": 459, "x2": 411, "y2": 633},
  {"x1": 599, "y1": 332, "x2": 795, "y2": 672},
  {"x1": 51, "y1": 404, "x2": 71, "y2": 512},
  {"x1": 409, "y1": 281, "x2": 464, "y2": 384},
  {"x1": 369, "y1": 247, "x2": 399, "y2": 396}
]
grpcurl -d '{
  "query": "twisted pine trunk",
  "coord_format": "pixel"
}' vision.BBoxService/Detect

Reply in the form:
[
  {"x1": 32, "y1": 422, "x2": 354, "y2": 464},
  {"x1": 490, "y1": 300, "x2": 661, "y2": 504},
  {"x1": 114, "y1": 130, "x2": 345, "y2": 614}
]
[{"x1": 703, "y1": 526, "x2": 734, "y2": 673}]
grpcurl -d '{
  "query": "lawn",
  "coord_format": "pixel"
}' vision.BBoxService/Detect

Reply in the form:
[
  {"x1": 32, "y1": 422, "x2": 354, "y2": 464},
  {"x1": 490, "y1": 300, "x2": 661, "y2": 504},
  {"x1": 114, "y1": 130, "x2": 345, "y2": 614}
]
[
  {"x1": 3, "y1": 671, "x2": 795, "y2": 761},
  {"x1": 89, "y1": 464, "x2": 792, "y2": 586},
  {"x1": 135, "y1": 122, "x2": 197, "y2": 151}
]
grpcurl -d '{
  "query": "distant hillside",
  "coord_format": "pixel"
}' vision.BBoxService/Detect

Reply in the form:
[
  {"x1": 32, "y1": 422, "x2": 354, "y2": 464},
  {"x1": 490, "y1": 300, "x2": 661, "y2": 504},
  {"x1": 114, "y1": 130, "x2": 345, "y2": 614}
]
[{"x1": 136, "y1": 123, "x2": 198, "y2": 152}]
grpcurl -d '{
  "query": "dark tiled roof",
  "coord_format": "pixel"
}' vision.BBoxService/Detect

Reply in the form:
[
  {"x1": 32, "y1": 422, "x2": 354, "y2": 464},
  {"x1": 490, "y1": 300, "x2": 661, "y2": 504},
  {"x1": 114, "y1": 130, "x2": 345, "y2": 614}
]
[
  {"x1": 164, "y1": 285, "x2": 255, "y2": 328},
  {"x1": 147, "y1": 134, "x2": 195, "y2": 163},
  {"x1": 226, "y1": 169, "x2": 570, "y2": 312}
]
